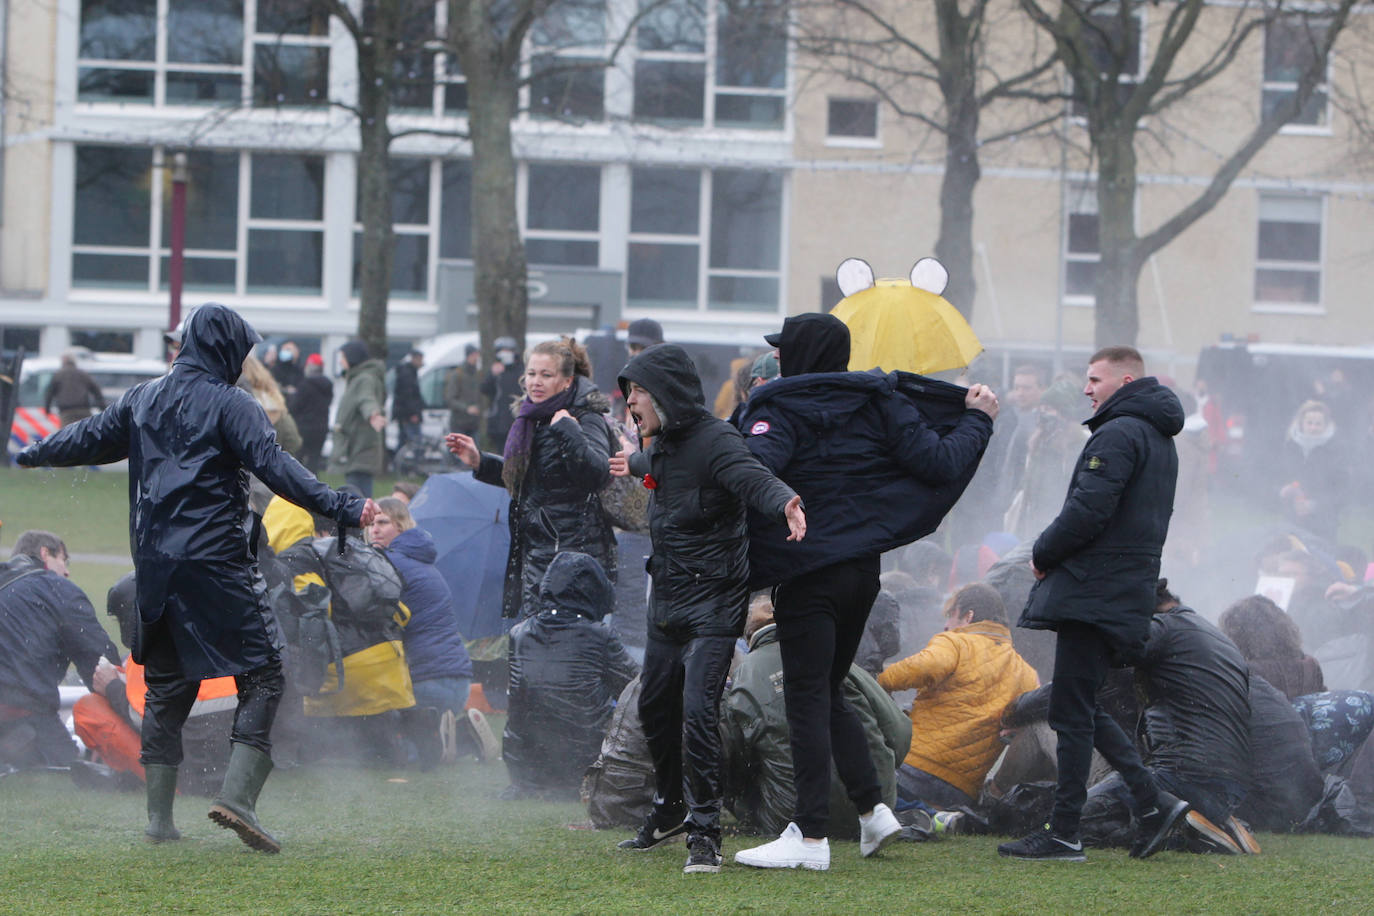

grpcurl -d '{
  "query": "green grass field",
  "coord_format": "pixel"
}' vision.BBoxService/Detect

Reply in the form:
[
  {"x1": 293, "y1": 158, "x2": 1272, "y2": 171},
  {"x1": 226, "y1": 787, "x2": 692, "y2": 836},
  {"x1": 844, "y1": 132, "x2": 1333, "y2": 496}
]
[{"x1": 5, "y1": 469, "x2": 1374, "y2": 913}]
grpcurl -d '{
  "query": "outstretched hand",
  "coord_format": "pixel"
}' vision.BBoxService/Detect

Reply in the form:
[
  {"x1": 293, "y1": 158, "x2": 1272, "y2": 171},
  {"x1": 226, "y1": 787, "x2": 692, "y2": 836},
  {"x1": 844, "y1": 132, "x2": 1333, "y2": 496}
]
[
  {"x1": 784, "y1": 495, "x2": 806, "y2": 542},
  {"x1": 609, "y1": 450, "x2": 630, "y2": 478},
  {"x1": 445, "y1": 432, "x2": 480, "y2": 469},
  {"x1": 358, "y1": 498, "x2": 381, "y2": 529}
]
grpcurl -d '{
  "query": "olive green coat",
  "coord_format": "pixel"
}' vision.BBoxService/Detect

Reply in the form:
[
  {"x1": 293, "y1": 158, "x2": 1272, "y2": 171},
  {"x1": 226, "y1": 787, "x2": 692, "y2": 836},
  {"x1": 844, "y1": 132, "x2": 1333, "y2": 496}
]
[{"x1": 328, "y1": 359, "x2": 386, "y2": 476}]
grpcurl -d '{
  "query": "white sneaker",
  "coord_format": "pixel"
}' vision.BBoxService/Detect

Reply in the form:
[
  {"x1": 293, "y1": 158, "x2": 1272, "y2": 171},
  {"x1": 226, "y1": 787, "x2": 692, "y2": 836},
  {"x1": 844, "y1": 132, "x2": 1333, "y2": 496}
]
[
  {"x1": 733, "y1": 822, "x2": 830, "y2": 871},
  {"x1": 859, "y1": 802, "x2": 901, "y2": 857}
]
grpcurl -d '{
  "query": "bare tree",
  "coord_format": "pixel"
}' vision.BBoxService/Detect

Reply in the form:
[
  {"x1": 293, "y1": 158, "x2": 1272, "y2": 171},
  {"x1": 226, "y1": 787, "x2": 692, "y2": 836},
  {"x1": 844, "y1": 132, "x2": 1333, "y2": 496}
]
[
  {"x1": 1021, "y1": 0, "x2": 1360, "y2": 347},
  {"x1": 792, "y1": 1, "x2": 1061, "y2": 318}
]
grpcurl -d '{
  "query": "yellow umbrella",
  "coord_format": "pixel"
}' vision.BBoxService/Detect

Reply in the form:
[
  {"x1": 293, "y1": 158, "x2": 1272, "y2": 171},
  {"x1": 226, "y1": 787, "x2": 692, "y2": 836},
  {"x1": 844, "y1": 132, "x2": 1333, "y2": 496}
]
[{"x1": 829, "y1": 257, "x2": 982, "y2": 375}]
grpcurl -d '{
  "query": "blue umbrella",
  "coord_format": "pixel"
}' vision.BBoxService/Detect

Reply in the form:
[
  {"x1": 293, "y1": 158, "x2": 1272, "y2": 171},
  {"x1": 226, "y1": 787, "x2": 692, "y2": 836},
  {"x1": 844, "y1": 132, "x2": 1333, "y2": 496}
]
[{"x1": 409, "y1": 471, "x2": 511, "y2": 640}]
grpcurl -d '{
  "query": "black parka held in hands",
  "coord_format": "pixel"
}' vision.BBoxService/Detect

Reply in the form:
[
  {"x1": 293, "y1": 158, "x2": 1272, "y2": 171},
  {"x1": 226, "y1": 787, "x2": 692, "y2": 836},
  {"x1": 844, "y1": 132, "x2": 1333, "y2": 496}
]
[
  {"x1": 473, "y1": 375, "x2": 616, "y2": 619},
  {"x1": 618, "y1": 344, "x2": 797, "y2": 642},
  {"x1": 1019, "y1": 377, "x2": 1185, "y2": 660},
  {"x1": 16, "y1": 303, "x2": 366, "y2": 680}
]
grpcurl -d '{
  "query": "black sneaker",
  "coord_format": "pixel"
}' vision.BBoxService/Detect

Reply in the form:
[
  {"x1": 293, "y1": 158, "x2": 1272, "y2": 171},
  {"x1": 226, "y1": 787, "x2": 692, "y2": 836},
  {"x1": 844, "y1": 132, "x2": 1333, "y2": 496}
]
[
  {"x1": 618, "y1": 811, "x2": 690, "y2": 850},
  {"x1": 1130, "y1": 790, "x2": 1191, "y2": 859},
  {"x1": 998, "y1": 824, "x2": 1086, "y2": 862},
  {"x1": 683, "y1": 833, "x2": 723, "y2": 874}
]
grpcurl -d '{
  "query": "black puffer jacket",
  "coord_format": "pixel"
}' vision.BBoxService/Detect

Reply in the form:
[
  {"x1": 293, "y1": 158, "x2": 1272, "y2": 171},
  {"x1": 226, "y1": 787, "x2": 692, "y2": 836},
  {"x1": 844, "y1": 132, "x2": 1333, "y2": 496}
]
[
  {"x1": 1020, "y1": 377, "x2": 1184, "y2": 659},
  {"x1": 17, "y1": 303, "x2": 364, "y2": 679},
  {"x1": 504, "y1": 552, "x2": 640, "y2": 793},
  {"x1": 474, "y1": 375, "x2": 615, "y2": 619},
  {"x1": 619, "y1": 344, "x2": 796, "y2": 642}
]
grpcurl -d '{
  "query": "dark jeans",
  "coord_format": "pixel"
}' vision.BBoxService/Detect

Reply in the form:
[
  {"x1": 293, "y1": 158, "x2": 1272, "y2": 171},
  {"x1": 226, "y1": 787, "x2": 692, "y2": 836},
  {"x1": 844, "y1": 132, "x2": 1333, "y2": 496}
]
[
  {"x1": 139, "y1": 617, "x2": 284, "y2": 767},
  {"x1": 774, "y1": 556, "x2": 884, "y2": 838},
  {"x1": 638, "y1": 634, "x2": 736, "y2": 839},
  {"x1": 896, "y1": 764, "x2": 976, "y2": 812},
  {"x1": 1048, "y1": 622, "x2": 1159, "y2": 838}
]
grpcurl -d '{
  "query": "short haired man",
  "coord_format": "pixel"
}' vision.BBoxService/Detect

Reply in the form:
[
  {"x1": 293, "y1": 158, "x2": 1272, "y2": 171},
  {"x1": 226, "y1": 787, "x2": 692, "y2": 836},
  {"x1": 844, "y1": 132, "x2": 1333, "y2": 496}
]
[
  {"x1": 44, "y1": 352, "x2": 105, "y2": 427},
  {"x1": 0, "y1": 531, "x2": 121, "y2": 769},
  {"x1": 999, "y1": 346, "x2": 1190, "y2": 862},
  {"x1": 625, "y1": 318, "x2": 664, "y2": 357}
]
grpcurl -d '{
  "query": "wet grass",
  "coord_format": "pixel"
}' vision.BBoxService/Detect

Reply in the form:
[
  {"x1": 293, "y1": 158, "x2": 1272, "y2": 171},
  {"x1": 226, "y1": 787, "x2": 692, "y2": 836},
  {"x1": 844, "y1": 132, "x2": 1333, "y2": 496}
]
[{"x1": 0, "y1": 761, "x2": 1371, "y2": 915}]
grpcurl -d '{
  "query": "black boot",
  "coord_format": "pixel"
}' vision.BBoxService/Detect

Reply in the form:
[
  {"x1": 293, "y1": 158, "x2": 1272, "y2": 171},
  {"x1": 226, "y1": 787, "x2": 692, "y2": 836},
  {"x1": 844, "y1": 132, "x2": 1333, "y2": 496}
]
[
  {"x1": 208, "y1": 744, "x2": 280, "y2": 853},
  {"x1": 144, "y1": 764, "x2": 182, "y2": 843}
]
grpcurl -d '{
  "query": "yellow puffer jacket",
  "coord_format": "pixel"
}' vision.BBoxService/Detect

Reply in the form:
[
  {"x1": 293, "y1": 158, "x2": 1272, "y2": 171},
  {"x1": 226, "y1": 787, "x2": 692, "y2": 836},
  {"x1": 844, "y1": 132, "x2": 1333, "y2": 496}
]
[{"x1": 877, "y1": 620, "x2": 1038, "y2": 798}]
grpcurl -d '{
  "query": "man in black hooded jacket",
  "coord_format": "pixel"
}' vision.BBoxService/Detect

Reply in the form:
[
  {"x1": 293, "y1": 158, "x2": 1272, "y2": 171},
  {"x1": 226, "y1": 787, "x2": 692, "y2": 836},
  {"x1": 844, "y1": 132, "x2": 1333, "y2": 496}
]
[
  {"x1": 610, "y1": 343, "x2": 804, "y2": 875},
  {"x1": 18, "y1": 303, "x2": 377, "y2": 853},
  {"x1": 733, "y1": 312, "x2": 996, "y2": 871},
  {"x1": 999, "y1": 346, "x2": 1189, "y2": 863}
]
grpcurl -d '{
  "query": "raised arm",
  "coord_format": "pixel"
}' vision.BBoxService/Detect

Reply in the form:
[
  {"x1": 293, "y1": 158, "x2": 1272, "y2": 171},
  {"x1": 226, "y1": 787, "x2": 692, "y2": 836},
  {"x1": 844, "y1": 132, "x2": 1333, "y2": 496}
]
[{"x1": 17, "y1": 392, "x2": 133, "y2": 468}]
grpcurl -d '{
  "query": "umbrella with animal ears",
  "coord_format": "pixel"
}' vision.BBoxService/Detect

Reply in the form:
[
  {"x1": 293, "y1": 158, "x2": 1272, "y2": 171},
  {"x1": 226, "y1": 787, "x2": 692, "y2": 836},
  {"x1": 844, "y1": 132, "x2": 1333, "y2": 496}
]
[{"x1": 829, "y1": 256, "x2": 983, "y2": 375}]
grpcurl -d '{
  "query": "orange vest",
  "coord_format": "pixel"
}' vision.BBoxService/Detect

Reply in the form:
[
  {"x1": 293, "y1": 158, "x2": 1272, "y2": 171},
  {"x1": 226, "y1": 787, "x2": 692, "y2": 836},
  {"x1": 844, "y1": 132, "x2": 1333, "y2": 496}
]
[{"x1": 122, "y1": 657, "x2": 239, "y2": 718}]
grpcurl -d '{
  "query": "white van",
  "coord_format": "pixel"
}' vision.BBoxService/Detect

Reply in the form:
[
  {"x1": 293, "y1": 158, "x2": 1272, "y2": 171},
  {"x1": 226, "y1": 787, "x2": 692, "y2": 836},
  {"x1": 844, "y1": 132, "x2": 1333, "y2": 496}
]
[{"x1": 8, "y1": 350, "x2": 167, "y2": 456}]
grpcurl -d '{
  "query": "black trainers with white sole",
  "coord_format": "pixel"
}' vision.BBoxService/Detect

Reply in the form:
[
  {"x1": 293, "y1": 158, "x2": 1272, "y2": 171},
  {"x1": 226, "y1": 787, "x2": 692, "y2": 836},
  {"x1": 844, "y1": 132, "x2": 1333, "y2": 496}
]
[
  {"x1": 997, "y1": 825, "x2": 1086, "y2": 862},
  {"x1": 683, "y1": 833, "x2": 723, "y2": 874},
  {"x1": 618, "y1": 811, "x2": 690, "y2": 850}
]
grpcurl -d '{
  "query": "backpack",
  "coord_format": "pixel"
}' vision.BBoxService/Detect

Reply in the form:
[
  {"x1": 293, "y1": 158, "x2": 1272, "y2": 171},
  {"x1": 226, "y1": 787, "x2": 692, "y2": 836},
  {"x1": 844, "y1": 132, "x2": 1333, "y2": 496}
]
[
  {"x1": 597, "y1": 418, "x2": 650, "y2": 533},
  {"x1": 307, "y1": 535, "x2": 409, "y2": 629}
]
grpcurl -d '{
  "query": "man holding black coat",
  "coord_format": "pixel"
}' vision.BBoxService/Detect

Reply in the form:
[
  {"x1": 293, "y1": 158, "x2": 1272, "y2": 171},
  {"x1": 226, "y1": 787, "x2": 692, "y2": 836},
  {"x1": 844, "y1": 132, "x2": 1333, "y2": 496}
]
[
  {"x1": 733, "y1": 313, "x2": 996, "y2": 872},
  {"x1": 999, "y1": 346, "x2": 1189, "y2": 862},
  {"x1": 610, "y1": 343, "x2": 804, "y2": 875}
]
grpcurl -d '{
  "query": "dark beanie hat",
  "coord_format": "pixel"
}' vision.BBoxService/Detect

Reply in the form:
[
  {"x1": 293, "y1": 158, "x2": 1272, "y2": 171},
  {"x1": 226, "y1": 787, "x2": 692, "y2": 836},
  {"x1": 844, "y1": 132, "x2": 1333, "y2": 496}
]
[{"x1": 340, "y1": 339, "x2": 369, "y2": 369}]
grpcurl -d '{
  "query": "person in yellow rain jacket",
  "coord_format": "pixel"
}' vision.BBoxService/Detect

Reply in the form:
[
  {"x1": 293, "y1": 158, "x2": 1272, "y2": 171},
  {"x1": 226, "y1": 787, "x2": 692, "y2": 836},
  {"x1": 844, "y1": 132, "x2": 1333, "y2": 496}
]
[
  {"x1": 877, "y1": 583, "x2": 1038, "y2": 811},
  {"x1": 263, "y1": 497, "x2": 416, "y2": 765}
]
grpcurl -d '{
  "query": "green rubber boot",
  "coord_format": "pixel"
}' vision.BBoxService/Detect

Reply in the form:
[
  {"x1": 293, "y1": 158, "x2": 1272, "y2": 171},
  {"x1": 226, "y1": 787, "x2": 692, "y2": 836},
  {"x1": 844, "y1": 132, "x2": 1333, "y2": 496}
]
[
  {"x1": 143, "y1": 764, "x2": 181, "y2": 843},
  {"x1": 207, "y1": 744, "x2": 280, "y2": 853}
]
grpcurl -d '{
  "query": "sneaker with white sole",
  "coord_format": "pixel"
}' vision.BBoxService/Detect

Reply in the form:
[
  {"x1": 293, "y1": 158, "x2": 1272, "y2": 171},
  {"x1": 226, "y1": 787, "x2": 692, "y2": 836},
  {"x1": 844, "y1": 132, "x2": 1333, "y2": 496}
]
[
  {"x1": 734, "y1": 822, "x2": 830, "y2": 871},
  {"x1": 683, "y1": 833, "x2": 723, "y2": 874},
  {"x1": 997, "y1": 824, "x2": 1086, "y2": 862},
  {"x1": 464, "y1": 708, "x2": 501, "y2": 762},
  {"x1": 859, "y1": 803, "x2": 901, "y2": 857},
  {"x1": 438, "y1": 710, "x2": 458, "y2": 765}
]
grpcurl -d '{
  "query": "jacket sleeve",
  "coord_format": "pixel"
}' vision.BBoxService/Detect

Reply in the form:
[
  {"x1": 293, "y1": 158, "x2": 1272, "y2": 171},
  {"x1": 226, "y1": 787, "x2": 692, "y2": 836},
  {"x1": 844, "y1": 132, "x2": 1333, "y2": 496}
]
[
  {"x1": 1002, "y1": 682, "x2": 1051, "y2": 727},
  {"x1": 882, "y1": 395, "x2": 994, "y2": 485},
  {"x1": 627, "y1": 448, "x2": 652, "y2": 479},
  {"x1": 548, "y1": 412, "x2": 612, "y2": 492},
  {"x1": 602, "y1": 630, "x2": 641, "y2": 697},
  {"x1": 741, "y1": 406, "x2": 800, "y2": 474},
  {"x1": 56, "y1": 580, "x2": 121, "y2": 689},
  {"x1": 710, "y1": 428, "x2": 796, "y2": 518},
  {"x1": 17, "y1": 391, "x2": 133, "y2": 468},
  {"x1": 220, "y1": 389, "x2": 365, "y2": 526},
  {"x1": 877, "y1": 633, "x2": 959, "y2": 693},
  {"x1": 474, "y1": 451, "x2": 506, "y2": 487},
  {"x1": 1032, "y1": 421, "x2": 1139, "y2": 571}
]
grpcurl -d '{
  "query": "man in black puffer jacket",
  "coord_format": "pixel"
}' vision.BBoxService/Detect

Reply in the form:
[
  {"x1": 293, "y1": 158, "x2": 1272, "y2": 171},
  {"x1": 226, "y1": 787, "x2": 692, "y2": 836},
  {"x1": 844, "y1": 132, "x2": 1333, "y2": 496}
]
[
  {"x1": 1000, "y1": 346, "x2": 1189, "y2": 864},
  {"x1": 733, "y1": 312, "x2": 996, "y2": 871},
  {"x1": 611, "y1": 343, "x2": 804, "y2": 875}
]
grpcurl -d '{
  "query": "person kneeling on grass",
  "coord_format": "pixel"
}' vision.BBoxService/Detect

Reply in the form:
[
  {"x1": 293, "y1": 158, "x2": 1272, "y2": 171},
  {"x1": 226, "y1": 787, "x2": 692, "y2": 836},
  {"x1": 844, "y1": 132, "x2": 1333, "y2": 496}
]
[{"x1": 610, "y1": 343, "x2": 805, "y2": 875}]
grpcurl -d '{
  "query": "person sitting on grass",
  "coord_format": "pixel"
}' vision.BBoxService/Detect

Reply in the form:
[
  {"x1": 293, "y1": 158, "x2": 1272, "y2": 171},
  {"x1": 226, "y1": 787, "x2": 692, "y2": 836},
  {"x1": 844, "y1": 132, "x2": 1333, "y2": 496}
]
[{"x1": 877, "y1": 583, "x2": 1038, "y2": 821}]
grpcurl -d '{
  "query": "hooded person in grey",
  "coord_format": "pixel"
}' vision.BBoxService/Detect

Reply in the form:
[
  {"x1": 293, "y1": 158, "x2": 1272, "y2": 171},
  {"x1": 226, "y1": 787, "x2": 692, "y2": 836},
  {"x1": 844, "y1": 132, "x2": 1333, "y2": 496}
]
[
  {"x1": 609, "y1": 342, "x2": 804, "y2": 874},
  {"x1": 17, "y1": 302, "x2": 377, "y2": 853}
]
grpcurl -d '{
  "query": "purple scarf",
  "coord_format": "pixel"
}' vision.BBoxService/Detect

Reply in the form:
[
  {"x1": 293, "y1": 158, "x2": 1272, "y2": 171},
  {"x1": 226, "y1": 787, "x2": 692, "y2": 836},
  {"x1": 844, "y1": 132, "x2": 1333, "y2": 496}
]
[{"x1": 501, "y1": 383, "x2": 578, "y2": 493}]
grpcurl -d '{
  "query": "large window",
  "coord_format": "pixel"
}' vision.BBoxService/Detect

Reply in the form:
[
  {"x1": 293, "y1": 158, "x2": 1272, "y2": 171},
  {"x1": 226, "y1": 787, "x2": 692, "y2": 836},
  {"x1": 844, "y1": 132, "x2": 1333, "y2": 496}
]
[
  {"x1": 1263, "y1": 16, "x2": 1330, "y2": 129},
  {"x1": 530, "y1": 0, "x2": 607, "y2": 122},
  {"x1": 627, "y1": 166, "x2": 782, "y2": 311},
  {"x1": 77, "y1": 0, "x2": 329, "y2": 107},
  {"x1": 1254, "y1": 194, "x2": 1323, "y2": 307},
  {"x1": 525, "y1": 163, "x2": 601, "y2": 266},
  {"x1": 71, "y1": 145, "x2": 326, "y2": 296},
  {"x1": 352, "y1": 158, "x2": 433, "y2": 297},
  {"x1": 633, "y1": 0, "x2": 785, "y2": 129},
  {"x1": 1063, "y1": 183, "x2": 1099, "y2": 304},
  {"x1": 827, "y1": 98, "x2": 878, "y2": 141}
]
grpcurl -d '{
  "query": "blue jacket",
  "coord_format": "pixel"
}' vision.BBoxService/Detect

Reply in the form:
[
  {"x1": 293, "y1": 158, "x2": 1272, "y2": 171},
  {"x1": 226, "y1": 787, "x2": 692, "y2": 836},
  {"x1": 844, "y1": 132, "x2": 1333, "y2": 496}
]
[
  {"x1": 385, "y1": 527, "x2": 473, "y2": 683},
  {"x1": 17, "y1": 304, "x2": 365, "y2": 679},
  {"x1": 0, "y1": 555, "x2": 120, "y2": 715},
  {"x1": 740, "y1": 370, "x2": 993, "y2": 588}
]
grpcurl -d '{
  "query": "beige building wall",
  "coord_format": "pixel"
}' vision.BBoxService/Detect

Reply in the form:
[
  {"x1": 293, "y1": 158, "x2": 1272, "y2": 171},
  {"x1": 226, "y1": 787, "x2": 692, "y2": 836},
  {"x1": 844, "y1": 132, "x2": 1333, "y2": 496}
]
[{"x1": 2, "y1": 0, "x2": 55, "y2": 296}]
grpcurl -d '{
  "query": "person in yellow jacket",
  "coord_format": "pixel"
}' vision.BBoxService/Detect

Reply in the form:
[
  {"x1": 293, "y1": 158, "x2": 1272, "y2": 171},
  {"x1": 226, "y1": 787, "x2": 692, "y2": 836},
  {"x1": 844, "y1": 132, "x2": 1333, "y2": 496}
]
[{"x1": 877, "y1": 582, "x2": 1038, "y2": 812}]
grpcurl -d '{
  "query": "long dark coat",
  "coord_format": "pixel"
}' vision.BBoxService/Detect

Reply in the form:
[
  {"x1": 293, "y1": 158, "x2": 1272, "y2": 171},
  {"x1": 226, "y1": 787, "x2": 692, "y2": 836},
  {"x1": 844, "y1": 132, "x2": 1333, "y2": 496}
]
[
  {"x1": 474, "y1": 375, "x2": 616, "y2": 619},
  {"x1": 17, "y1": 303, "x2": 364, "y2": 679},
  {"x1": 1019, "y1": 377, "x2": 1184, "y2": 659}
]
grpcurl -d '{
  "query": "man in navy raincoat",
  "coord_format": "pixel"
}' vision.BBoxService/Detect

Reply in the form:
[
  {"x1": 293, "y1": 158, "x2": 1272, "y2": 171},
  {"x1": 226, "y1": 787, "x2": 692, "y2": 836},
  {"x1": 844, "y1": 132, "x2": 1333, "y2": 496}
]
[{"x1": 18, "y1": 303, "x2": 377, "y2": 853}]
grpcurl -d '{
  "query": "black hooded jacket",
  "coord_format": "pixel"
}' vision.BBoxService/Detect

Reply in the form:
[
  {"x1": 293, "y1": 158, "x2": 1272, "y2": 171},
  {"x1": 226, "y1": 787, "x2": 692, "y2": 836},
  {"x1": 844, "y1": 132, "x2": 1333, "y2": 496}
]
[
  {"x1": 741, "y1": 314, "x2": 993, "y2": 588},
  {"x1": 473, "y1": 374, "x2": 616, "y2": 619},
  {"x1": 619, "y1": 344, "x2": 796, "y2": 641},
  {"x1": 503, "y1": 552, "x2": 640, "y2": 792},
  {"x1": 17, "y1": 303, "x2": 364, "y2": 679},
  {"x1": 1019, "y1": 377, "x2": 1184, "y2": 658}
]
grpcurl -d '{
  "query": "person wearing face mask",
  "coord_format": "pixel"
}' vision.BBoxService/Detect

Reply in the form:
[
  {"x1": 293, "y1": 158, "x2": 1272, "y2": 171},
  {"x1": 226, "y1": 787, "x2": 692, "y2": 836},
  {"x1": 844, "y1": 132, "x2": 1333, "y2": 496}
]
[
  {"x1": 447, "y1": 337, "x2": 617, "y2": 621},
  {"x1": 480, "y1": 336, "x2": 525, "y2": 452}
]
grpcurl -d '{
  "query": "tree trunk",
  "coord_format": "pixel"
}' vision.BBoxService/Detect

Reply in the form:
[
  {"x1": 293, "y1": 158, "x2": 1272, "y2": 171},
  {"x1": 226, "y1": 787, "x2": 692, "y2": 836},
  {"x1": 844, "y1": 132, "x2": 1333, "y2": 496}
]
[
  {"x1": 354, "y1": 4, "x2": 397, "y2": 359},
  {"x1": 1093, "y1": 128, "x2": 1143, "y2": 347},
  {"x1": 932, "y1": 1, "x2": 981, "y2": 319}
]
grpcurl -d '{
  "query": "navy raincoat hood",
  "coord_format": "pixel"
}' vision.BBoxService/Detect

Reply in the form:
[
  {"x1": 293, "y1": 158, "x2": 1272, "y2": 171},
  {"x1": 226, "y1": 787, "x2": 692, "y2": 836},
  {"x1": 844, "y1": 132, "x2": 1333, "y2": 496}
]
[{"x1": 17, "y1": 302, "x2": 364, "y2": 679}]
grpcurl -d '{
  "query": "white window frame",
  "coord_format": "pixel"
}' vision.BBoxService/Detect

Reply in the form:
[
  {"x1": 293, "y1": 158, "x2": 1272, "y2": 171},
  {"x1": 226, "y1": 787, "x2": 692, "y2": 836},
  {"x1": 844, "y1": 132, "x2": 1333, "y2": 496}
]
[
  {"x1": 1263, "y1": 15, "x2": 1333, "y2": 137},
  {"x1": 1067, "y1": 4, "x2": 1146, "y2": 123},
  {"x1": 521, "y1": 161, "x2": 605, "y2": 269},
  {"x1": 824, "y1": 96, "x2": 880, "y2": 148},
  {"x1": 1252, "y1": 192, "x2": 1325, "y2": 315},
  {"x1": 1061, "y1": 181, "x2": 1099, "y2": 309}
]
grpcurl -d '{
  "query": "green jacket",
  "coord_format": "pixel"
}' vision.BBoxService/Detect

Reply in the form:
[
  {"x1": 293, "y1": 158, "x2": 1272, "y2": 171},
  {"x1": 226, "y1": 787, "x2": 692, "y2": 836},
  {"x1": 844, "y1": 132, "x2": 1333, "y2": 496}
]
[
  {"x1": 721, "y1": 624, "x2": 911, "y2": 839},
  {"x1": 328, "y1": 359, "x2": 386, "y2": 476}
]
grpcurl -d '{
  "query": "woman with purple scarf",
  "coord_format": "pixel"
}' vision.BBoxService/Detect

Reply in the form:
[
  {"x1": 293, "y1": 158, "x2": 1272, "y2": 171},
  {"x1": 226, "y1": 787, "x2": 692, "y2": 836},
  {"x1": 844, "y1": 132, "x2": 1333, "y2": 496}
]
[{"x1": 446, "y1": 338, "x2": 617, "y2": 620}]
